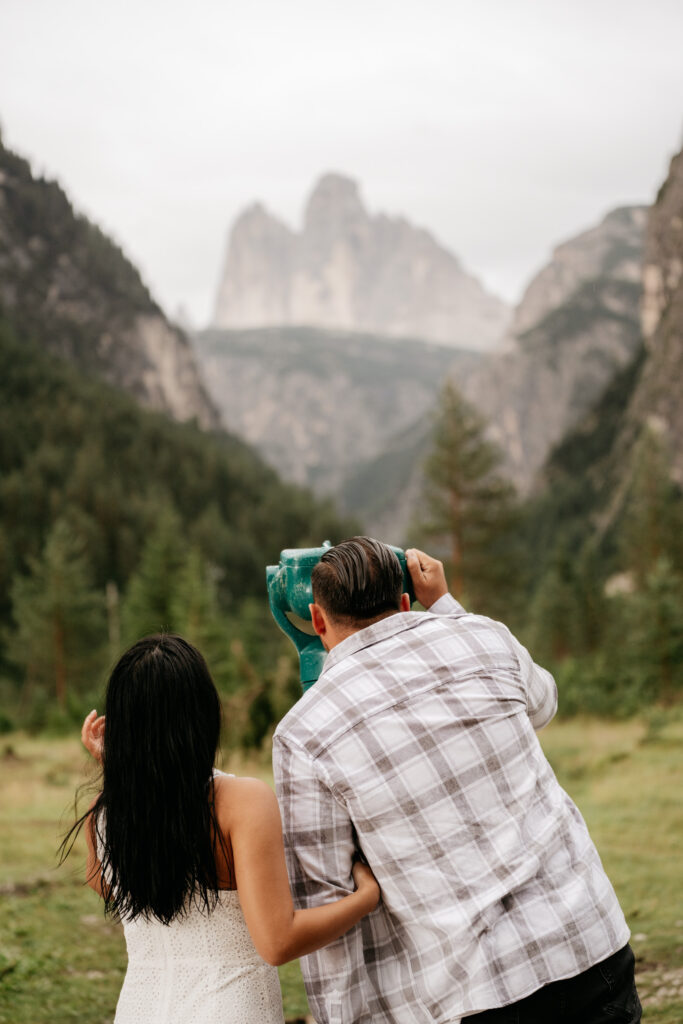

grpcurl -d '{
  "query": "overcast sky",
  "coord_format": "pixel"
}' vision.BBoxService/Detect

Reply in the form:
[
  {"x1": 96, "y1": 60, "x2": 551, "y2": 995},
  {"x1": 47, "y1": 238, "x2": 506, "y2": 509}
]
[{"x1": 2, "y1": 0, "x2": 682, "y2": 326}]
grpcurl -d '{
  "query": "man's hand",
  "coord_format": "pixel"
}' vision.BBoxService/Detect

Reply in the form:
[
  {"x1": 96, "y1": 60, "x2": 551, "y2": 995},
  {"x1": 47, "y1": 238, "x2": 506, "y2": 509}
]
[
  {"x1": 405, "y1": 548, "x2": 449, "y2": 608},
  {"x1": 82, "y1": 709, "x2": 105, "y2": 764}
]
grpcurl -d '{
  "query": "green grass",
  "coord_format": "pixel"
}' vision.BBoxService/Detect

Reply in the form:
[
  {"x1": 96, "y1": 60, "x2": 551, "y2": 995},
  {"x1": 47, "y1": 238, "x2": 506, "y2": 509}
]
[
  {"x1": 0, "y1": 717, "x2": 681, "y2": 1022},
  {"x1": 540, "y1": 715, "x2": 683, "y2": 1019},
  {"x1": 0, "y1": 737, "x2": 311, "y2": 1024}
]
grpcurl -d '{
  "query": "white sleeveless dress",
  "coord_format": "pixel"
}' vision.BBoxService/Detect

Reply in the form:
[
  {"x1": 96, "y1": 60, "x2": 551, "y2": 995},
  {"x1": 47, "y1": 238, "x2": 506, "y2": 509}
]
[
  {"x1": 99, "y1": 771, "x2": 285, "y2": 1024},
  {"x1": 113, "y1": 889, "x2": 285, "y2": 1024}
]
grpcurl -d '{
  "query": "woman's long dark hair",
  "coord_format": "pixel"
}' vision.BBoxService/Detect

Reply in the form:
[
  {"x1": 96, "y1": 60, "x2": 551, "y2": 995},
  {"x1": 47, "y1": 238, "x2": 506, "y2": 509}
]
[{"x1": 61, "y1": 634, "x2": 227, "y2": 924}]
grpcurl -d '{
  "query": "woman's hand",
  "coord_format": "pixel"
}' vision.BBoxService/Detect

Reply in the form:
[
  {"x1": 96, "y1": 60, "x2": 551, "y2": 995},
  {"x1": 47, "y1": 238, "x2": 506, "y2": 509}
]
[
  {"x1": 225, "y1": 778, "x2": 380, "y2": 965},
  {"x1": 352, "y1": 858, "x2": 380, "y2": 913},
  {"x1": 82, "y1": 709, "x2": 105, "y2": 763}
]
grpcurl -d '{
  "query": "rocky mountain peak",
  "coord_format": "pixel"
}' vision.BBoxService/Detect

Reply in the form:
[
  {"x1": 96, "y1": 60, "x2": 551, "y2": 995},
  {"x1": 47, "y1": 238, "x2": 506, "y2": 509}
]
[
  {"x1": 234, "y1": 200, "x2": 279, "y2": 227},
  {"x1": 302, "y1": 173, "x2": 369, "y2": 264},
  {"x1": 641, "y1": 148, "x2": 683, "y2": 344},
  {"x1": 511, "y1": 205, "x2": 647, "y2": 343},
  {"x1": 466, "y1": 203, "x2": 647, "y2": 493},
  {"x1": 304, "y1": 173, "x2": 366, "y2": 225},
  {"x1": 228, "y1": 202, "x2": 293, "y2": 252},
  {"x1": 212, "y1": 173, "x2": 510, "y2": 350},
  {"x1": 212, "y1": 202, "x2": 294, "y2": 329}
]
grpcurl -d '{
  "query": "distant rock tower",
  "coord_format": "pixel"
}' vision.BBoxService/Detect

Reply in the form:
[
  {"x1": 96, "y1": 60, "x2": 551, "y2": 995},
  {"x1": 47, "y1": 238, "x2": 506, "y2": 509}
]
[{"x1": 212, "y1": 174, "x2": 510, "y2": 352}]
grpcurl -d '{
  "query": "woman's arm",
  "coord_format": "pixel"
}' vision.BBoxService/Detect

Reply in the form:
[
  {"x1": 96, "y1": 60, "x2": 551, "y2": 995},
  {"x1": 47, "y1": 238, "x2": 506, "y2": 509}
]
[
  {"x1": 80, "y1": 713, "x2": 106, "y2": 895},
  {"x1": 222, "y1": 777, "x2": 379, "y2": 967},
  {"x1": 83, "y1": 800, "x2": 105, "y2": 896}
]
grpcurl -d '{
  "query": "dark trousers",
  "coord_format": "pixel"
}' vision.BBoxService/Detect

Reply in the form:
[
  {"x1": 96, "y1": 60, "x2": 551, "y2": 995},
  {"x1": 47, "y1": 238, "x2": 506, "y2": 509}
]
[{"x1": 465, "y1": 944, "x2": 641, "y2": 1023}]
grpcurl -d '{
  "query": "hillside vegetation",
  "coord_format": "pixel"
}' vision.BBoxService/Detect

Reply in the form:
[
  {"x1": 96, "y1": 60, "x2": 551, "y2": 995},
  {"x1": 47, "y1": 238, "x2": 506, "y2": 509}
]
[
  {"x1": 0, "y1": 316, "x2": 351, "y2": 735},
  {"x1": 193, "y1": 325, "x2": 480, "y2": 538},
  {"x1": 0, "y1": 133, "x2": 217, "y2": 426}
]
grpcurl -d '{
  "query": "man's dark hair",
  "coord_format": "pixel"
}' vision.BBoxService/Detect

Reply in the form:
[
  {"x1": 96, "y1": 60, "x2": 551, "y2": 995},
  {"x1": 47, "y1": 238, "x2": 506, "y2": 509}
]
[{"x1": 311, "y1": 536, "x2": 403, "y2": 622}]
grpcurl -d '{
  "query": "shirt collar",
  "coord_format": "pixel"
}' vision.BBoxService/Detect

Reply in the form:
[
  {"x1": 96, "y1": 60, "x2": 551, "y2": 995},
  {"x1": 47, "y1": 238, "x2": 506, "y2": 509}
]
[{"x1": 320, "y1": 610, "x2": 431, "y2": 675}]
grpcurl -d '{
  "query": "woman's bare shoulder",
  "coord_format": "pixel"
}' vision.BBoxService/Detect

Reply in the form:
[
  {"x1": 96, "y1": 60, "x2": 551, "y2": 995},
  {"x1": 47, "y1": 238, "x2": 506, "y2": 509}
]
[
  {"x1": 215, "y1": 774, "x2": 274, "y2": 798},
  {"x1": 213, "y1": 774, "x2": 279, "y2": 827}
]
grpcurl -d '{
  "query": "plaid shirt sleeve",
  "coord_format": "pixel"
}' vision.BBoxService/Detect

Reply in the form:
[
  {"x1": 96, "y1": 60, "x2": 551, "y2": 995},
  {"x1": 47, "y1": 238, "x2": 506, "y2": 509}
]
[
  {"x1": 509, "y1": 632, "x2": 558, "y2": 729},
  {"x1": 272, "y1": 733, "x2": 372, "y2": 1023},
  {"x1": 428, "y1": 593, "x2": 557, "y2": 730}
]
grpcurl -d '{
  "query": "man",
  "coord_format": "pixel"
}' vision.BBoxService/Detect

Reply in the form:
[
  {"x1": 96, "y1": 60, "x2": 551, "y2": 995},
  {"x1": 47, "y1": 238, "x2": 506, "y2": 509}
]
[{"x1": 272, "y1": 537, "x2": 640, "y2": 1023}]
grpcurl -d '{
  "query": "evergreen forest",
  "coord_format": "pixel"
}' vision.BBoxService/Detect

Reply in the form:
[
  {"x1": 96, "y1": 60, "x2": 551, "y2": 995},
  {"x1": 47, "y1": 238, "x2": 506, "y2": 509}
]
[
  {"x1": 418, "y1": 364, "x2": 683, "y2": 718},
  {"x1": 1, "y1": 128, "x2": 682, "y2": 749},
  {"x1": 0, "y1": 315, "x2": 353, "y2": 743},
  {"x1": 2, "y1": 312, "x2": 682, "y2": 744}
]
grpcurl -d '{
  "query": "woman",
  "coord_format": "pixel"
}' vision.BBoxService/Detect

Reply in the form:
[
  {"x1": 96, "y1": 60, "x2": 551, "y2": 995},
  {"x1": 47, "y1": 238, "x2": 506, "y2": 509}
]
[{"x1": 62, "y1": 634, "x2": 379, "y2": 1024}]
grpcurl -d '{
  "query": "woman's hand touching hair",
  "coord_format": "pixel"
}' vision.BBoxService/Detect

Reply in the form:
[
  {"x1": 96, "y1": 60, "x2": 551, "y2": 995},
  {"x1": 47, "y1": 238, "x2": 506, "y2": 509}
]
[{"x1": 81, "y1": 709, "x2": 105, "y2": 764}]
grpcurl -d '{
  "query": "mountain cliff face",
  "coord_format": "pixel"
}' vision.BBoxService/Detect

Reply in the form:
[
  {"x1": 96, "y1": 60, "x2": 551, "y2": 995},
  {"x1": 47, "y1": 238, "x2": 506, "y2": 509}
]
[
  {"x1": 0, "y1": 136, "x2": 219, "y2": 429},
  {"x1": 212, "y1": 173, "x2": 510, "y2": 352},
  {"x1": 625, "y1": 147, "x2": 683, "y2": 484},
  {"x1": 193, "y1": 326, "x2": 479, "y2": 503},
  {"x1": 525, "y1": 147, "x2": 683, "y2": 574},
  {"x1": 195, "y1": 205, "x2": 649, "y2": 542},
  {"x1": 509, "y1": 206, "x2": 645, "y2": 338},
  {"x1": 468, "y1": 206, "x2": 647, "y2": 491}
]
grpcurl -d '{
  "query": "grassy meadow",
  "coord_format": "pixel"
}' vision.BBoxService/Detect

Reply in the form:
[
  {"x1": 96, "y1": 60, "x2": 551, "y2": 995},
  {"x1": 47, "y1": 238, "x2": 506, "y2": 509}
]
[{"x1": 0, "y1": 715, "x2": 682, "y2": 1023}]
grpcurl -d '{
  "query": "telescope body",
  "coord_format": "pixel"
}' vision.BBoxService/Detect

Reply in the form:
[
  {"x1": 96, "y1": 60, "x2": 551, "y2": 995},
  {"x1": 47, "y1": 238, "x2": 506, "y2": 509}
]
[{"x1": 266, "y1": 541, "x2": 414, "y2": 691}]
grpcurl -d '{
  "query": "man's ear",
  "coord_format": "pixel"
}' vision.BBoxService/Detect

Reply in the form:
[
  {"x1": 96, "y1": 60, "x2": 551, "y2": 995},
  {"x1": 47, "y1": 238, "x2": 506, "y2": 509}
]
[
  {"x1": 400, "y1": 592, "x2": 411, "y2": 612},
  {"x1": 310, "y1": 603, "x2": 327, "y2": 638}
]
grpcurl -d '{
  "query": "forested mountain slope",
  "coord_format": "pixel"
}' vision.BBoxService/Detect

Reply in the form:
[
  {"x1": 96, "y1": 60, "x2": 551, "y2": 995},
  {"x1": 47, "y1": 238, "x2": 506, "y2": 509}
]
[
  {"x1": 468, "y1": 206, "x2": 647, "y2": 492},
  {"x1": 0, "y1": 136, "x2": 353, "y2": 731},
  {"x1": 194, "y1": 326, "x2": 480, "y2": 501},
  {"x1": 0, "y1": 317, "x2": 346, "y2": 632},
  {"x1": 0, "y1": 133, "x2": 219, "y2": 428},
  {"x1": 531, "y1": 144, "x2": 683, "y2": 557},
  {"x1": 618, "y1": 146, "x2": 683, "y2": 489}
]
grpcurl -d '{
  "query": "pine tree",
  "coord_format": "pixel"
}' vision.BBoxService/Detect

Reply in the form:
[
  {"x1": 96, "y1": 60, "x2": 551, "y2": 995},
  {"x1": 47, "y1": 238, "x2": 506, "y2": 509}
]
[
  {"x1": 171, "y1": 548, "x2": 219, "y2": 647},
  {"x1": 527, "y1": 547, "x2": 580, "y2": 662},
  {"x1": 623, "y1": 556, "x2": 683, "y2": 705},
  {"x1": 417, "y1": 381, "x2": 520, "y2": 616},
  {"x1": 606, "y1": 427, "x2": 683, "y2": 707},
  {"x1": 619, "y1": 426, "x2": 683, "y2": 585},
  {"x1": 7, "y1": 518, "x2": 106, "y2": 707},
  {"x1": 526, "y1": 539, "x2": 608, "y2": 662},
  {"x1": 120, "y1": 507, "x2": 186, "y2": 644},
  {"x1": 170, "y1": 547, "x2": 234, "y2": 687}
]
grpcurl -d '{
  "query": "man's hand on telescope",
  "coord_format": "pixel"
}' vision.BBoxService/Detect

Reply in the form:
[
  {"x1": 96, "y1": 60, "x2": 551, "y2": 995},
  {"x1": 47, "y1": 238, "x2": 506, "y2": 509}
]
[{"x1": 405, "y1": 548, "x2": 449, "y2": 609}]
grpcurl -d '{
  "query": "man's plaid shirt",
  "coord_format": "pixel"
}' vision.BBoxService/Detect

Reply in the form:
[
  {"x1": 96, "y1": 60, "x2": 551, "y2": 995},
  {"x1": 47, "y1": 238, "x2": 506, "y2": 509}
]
[{"x1": 272, "y1": 595, "x2": 629, "y2": 1023}]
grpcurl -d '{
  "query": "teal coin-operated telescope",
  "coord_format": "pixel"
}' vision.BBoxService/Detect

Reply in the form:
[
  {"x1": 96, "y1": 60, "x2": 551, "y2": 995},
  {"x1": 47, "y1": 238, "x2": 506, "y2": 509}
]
[{"x1": 266, "y1": 541, "x2": 415, "y2": 692}]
